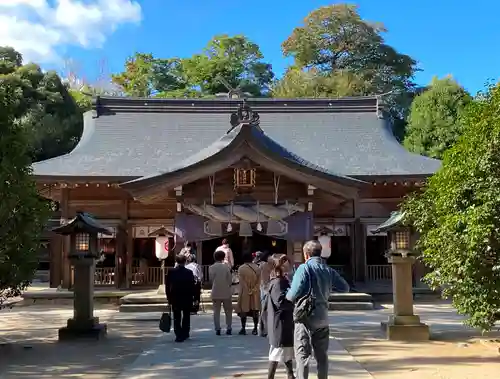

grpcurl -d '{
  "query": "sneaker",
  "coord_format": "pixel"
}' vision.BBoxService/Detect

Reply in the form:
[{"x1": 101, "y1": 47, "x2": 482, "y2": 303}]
[
  {"x1": 252, "y1": 328, "x2": 258, "y2": 335},
  {"x1": 226, "y1": 328, "x2": 232, "y2": 335},
  {"x1": 238, "y1": 329, "x2": 246, "y2": 335},
  {"x1": 215, "y1": 330, "x2": 221, "y2": 336}
]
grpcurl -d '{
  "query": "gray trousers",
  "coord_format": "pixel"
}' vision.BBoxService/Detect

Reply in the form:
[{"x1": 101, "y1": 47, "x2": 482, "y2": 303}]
[
  {"x1": 294, "y1": 323, "x2": 329, "y2": 379},
  {"x1": 212, "y1": 299, "x2": 232, "y2": 331}
]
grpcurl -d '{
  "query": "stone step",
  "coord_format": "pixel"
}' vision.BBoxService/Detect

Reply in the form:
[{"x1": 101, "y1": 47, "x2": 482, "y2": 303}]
[
  {"x1": 118, "y1": 301, "x2": 373, "y2": 313},
  {"x1": 120, "y1": 291, "x2": 373, "y2": 305}
]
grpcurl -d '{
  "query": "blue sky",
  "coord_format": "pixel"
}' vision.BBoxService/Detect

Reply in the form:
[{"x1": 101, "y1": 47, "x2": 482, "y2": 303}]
[{"x1": 3, "y1": 0, "x2": 498, "y2": 94}]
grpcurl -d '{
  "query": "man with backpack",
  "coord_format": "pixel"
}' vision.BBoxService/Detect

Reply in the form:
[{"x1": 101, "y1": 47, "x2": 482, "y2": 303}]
[{"x1": 286, "y1": 240, "x2": 350, "y2": 379}]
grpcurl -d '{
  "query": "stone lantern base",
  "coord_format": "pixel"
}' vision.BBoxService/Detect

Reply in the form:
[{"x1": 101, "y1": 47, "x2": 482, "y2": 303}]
[
  {"x1": 381, "y1": 315, "x2": 430, "y2": 341},
  {"x1": 58, "y1": 317, "x2": 107, "y2": 341}
]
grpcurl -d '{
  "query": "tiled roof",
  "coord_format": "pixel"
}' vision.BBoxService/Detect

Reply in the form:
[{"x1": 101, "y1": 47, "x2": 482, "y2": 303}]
[{"x1": 32, "y1": 96, "x2": 440, "y2": 179}]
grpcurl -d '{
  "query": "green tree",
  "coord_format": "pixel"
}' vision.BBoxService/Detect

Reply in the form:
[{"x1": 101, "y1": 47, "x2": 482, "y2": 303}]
[
  {"x1": 0, "y1": 75, "x2": 50, "y2": 304},
  {"x1": 0, "y1": 47, "x2": 82, "y2": 162},
  {"x1": 276, "y1": 4, "x2": 417, "y2": 137},
  {"x1": 181, "y1": 34, "x2": 274, "y2": 97},
  {"x1": 111, "y1": 53, "x2": 168, "y2": 97},
  {"x1": 273, "y1": 67, "x2": 371, "y2": 98},
  {"x1": 112, "y1": 35, "x2": 274, "y2": 98},
  {"x1": 403, "y1": 77, "x2": 472, "y2": 159},
  {"x1": 402, "y1": 83, "x2": 500, "y2": 331}
]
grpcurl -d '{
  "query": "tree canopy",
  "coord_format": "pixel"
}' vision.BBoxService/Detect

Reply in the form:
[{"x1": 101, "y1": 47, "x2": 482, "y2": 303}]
[
  {"x1": 0, "y1": 74, "x2": 49, "y2": 304},
  {"x1": 404, "y1": 77, "x2": 472, "y2": 159},
  {"x1": 402, "y1": 84, "x2": 500, "y2": 331},
  {"x1": 275, "y1": 4, "x2": 418, "y2": 137},
  {"x1": 0, "y1": 46, "x2": 83, "y2": 162},
  {"x1": 112, "y1": 35, "x2": 274, "y2": 98}
]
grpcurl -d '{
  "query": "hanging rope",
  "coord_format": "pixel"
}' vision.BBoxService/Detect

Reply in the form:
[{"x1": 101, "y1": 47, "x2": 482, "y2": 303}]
[
  {"x1": 273, "y1": 173, "x2": 281, "y2": 204},
  {"x1": 209, "y1": 174, "x2": 215, "y2": 204}
]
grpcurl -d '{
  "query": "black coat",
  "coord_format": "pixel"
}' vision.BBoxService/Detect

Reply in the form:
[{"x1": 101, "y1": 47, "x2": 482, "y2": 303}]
[
  {"x1": 265, "y1": 277, "x2": 294, "y2": 348},
  {"x1": 165, "y1": 265, "x2": 195, "y2": 309}
]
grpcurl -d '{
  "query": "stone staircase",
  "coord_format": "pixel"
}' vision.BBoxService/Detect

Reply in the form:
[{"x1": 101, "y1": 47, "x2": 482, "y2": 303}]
[{"x1": 118, "y1": 290, "x2": 374, "y2": 313}]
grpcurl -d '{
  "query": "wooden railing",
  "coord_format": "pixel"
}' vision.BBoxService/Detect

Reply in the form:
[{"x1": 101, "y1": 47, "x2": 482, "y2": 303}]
[
  {"x1": 367, "y1": 265, "x2": 392, "y2": 281},
  {"x1": 131, "y1": 266, "x2": 162, "y2": 286},
  {"x1": 94, "y1": 267, "x2": 115, "y2": 286}
]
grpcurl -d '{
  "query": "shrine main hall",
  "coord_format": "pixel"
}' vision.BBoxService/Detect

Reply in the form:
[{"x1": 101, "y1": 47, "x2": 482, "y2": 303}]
[{"x1": 33, "y1": 96, "x2": 440, "y2": 289}]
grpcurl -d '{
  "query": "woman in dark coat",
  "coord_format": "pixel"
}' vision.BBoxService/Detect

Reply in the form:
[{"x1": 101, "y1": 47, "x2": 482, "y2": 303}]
[{"x1": 264, "y1": 254, "x2": 295, "y2": 379}]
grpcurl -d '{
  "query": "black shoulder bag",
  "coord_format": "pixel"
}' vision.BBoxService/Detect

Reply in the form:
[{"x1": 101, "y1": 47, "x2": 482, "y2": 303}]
[
  {"x1": 293, "y1": 265, "x2": 316, "y2": 323},
  {"x1": 159, "y1": 305, "x2": 172, "y2": 333}
]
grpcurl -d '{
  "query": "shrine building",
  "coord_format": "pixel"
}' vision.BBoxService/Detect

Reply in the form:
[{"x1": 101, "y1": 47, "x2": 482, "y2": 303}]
[{"x1": 33, "y1": 96, "x2": 440, "y2": 289}]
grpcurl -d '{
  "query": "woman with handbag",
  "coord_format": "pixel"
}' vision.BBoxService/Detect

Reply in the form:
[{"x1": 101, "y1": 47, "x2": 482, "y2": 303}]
[{"x1": 264, "y1": 254, "x2": 295, "y2": 379}]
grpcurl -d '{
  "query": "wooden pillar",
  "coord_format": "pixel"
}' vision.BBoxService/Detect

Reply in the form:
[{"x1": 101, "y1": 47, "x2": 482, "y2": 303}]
[
  {"x1": 353, "y1": 199, "x2": 366, "y2": 282},
  {"x1": 125, "y1": 224, "x2": 133, "y2": 289},
  {"x1": 60, "y1": 187, "x2": 72, "y2": 289},
  {"x1": 115, "y1": 199, "x2": 128, "y2": 288}
]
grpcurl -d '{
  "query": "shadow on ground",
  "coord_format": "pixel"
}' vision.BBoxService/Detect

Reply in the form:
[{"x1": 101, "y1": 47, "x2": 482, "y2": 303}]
[{"x1": 0, "y1": 306, "x2": 161, "y2": 379}]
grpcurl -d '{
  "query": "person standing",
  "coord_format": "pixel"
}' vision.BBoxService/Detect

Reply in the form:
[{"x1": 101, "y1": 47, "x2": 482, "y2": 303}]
[
  {"x1": 286, "y1": 240, "x2": 350, "y2": 379},
  {"x1": 165, "y1": 253, "x2": 195, "y2": 342},
  {"x1": 186, "y1": 254, "x2": 203, "y2": 314},
  {"x1": 216, "y1": 238, "x2": 234, "y2": 269},
  {"x1": 235, "y1": 252, "x2": 261, "y2": 335},
  {"x1": 209, "y1": 250, "x2": 233, "y2": 335},
  {"x1": 264, "y1": 254, "x2": 295, "y2": 379},
  {"x1": 256, "y1": 251, "x2": 272, "y2": 337}
]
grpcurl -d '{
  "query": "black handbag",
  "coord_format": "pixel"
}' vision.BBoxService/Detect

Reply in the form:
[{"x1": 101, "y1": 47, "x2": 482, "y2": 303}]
[
  {"x1": 159, "y1": 308, "x2": 172, "y2": 333},
  {"x1": 293, "y1": 265, "x2": 316, "y2": 323}
]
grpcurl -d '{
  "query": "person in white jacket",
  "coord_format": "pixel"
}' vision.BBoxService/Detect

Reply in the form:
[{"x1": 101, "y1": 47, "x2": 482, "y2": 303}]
[{"x1": 215, "y1": 238, "x2": 234, "y2": 269}]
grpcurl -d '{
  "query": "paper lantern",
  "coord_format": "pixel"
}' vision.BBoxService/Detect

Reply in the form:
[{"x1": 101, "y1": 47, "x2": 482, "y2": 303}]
[
  {"x1": 318, "y1": 235, "x2": 331, "y2": 258},
  {"x1": 155, "y1": 236, "x2": 170, "y2": 260}
]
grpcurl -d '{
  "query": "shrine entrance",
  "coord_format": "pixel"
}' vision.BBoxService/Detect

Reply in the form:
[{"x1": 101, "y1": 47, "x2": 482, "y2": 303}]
[{"x1": 201, "y1": 233, "x2": 287, "y2": 267}]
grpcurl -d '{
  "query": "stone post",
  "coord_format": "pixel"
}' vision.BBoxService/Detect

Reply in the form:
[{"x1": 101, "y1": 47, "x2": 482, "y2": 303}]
[{"x1": 382, "y1": 254, "x2": 429, "y2": 341}]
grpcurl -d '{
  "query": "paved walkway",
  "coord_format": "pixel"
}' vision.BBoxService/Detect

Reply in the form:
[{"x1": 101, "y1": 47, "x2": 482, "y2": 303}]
[{"x1": 116, "y1": 313, "x2": 373, "y2": 379}]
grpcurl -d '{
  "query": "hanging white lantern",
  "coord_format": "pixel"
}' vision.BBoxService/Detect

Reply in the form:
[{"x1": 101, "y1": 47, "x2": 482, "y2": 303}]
[
  {"x1": 155, "y1": 236, "x2": 170, "y2": 260},
  {"x1": 318, "y1": 234, "x2": 331, "y2": 258},
  {"x1": 256, "y1": 222, "x2": 263, "y2": 232},
  {"x1": 227, "y1": 223, "x2": 233, "y2": 232}
]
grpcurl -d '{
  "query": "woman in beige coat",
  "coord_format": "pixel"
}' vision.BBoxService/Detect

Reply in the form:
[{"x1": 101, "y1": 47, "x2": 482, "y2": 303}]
[{"x1": 235, "y1": 252, "x2": 261, "y2": 335}]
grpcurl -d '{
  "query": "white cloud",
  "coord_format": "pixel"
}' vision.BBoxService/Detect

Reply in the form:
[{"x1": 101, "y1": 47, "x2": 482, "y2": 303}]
[{"x1": 0, "y1": 0, "x2": 142, "y2": 63}]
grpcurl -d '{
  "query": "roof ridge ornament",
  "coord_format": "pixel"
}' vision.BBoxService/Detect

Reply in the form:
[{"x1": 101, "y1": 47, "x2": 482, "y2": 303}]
[{"x1": 228, "y1": 99, "x2": 260, "y2": 134}]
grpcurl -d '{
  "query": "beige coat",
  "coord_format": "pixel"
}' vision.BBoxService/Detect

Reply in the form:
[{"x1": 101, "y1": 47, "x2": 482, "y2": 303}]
[
  {"x1": 235, "y1": 262, "x2": 261, "y2": 314},
  {"x1": 209, "y1": 262, "x2": 232, "y2": 300}
]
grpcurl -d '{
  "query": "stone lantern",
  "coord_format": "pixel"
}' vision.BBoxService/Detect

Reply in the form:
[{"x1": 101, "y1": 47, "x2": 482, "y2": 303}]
[
  {"x1": 375, "y1": 211, "x2": 430, "y2": 341},
  {"x1": 52, "y1": 212, "x2": 112, "y2": 340}
]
